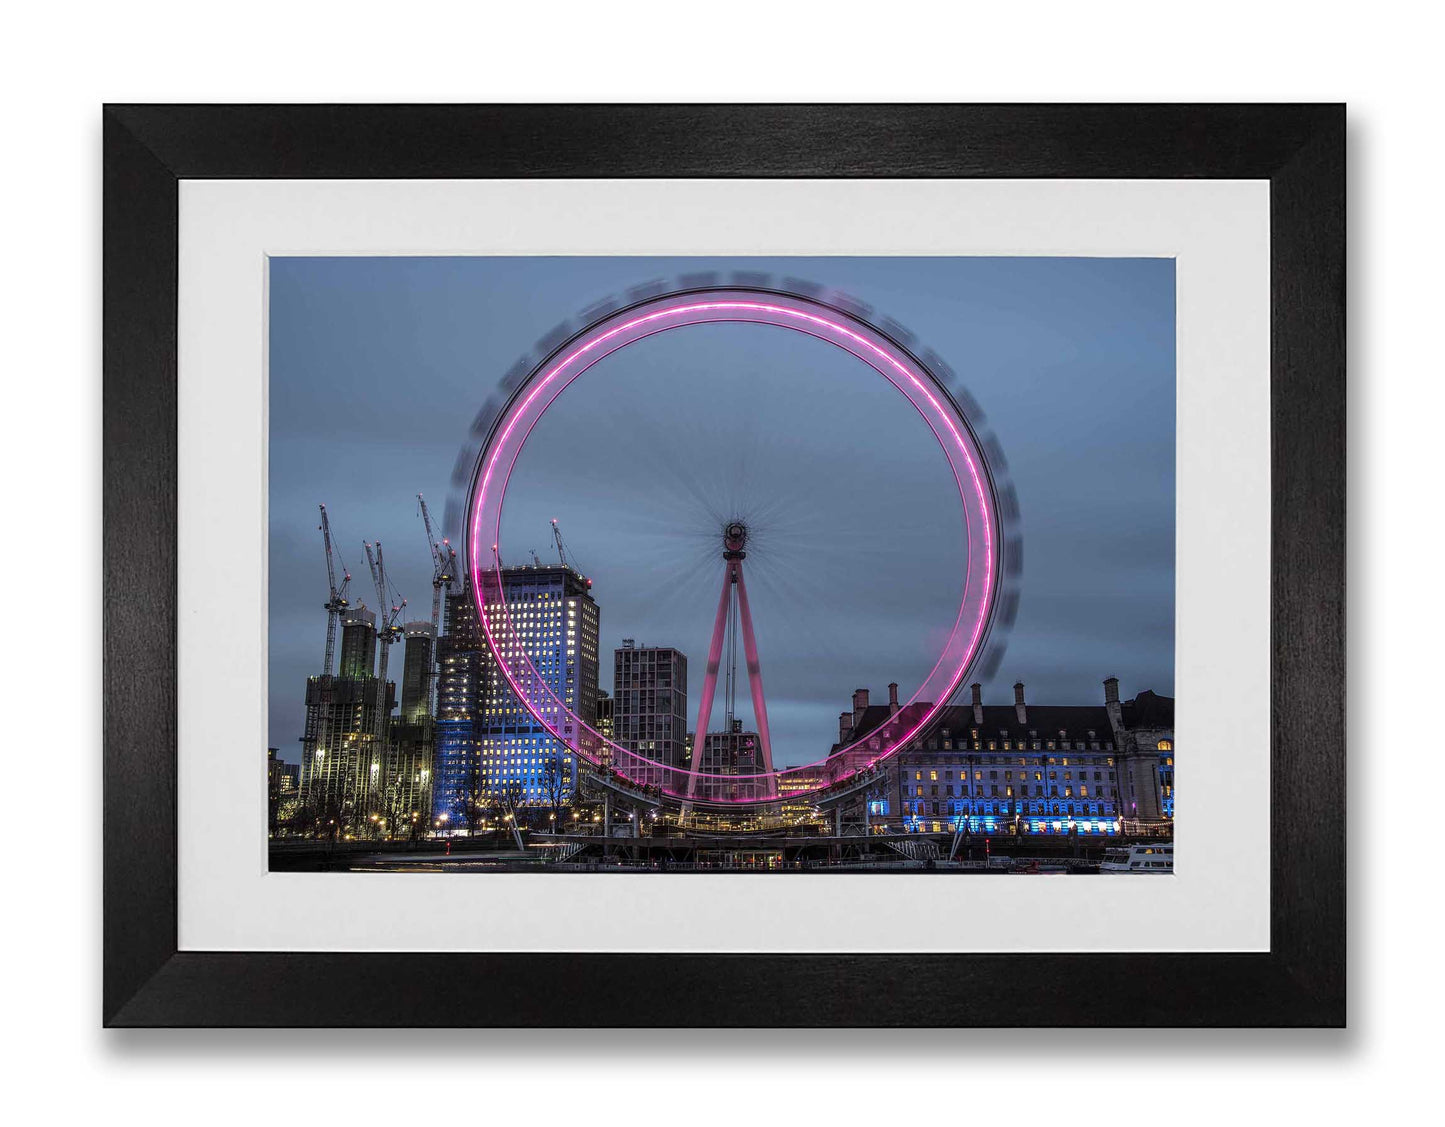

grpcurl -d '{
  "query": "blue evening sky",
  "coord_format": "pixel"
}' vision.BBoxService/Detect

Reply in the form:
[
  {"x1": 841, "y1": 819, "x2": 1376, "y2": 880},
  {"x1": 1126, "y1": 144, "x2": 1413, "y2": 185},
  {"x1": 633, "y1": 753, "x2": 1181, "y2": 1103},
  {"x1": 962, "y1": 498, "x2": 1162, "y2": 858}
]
[{"x1": 268, "y1": 256, "x2": 1175, "y2": 766}]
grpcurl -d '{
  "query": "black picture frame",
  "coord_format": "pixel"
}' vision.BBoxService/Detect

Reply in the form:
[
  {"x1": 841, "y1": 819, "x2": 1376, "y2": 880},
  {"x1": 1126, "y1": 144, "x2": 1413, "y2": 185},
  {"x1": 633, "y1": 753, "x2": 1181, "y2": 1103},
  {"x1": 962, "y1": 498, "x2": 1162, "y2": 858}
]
[{"x1": 103, "y1": 103, "x2": 1344, "y2": 1028}]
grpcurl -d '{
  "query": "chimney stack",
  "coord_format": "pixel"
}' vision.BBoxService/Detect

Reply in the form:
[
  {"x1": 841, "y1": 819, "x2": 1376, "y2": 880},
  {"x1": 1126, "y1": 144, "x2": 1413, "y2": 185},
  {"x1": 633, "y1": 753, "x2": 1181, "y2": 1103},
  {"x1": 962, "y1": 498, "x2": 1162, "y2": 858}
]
[
  {"x1": 1103, "y1": 676, "x2": 1123, "y2": 738},
  {"x1": 852, "y1": 688, "x2": 870, "y2": 727},
  {"x1": 971, "y1": 682, "x2": 984, "y2": 726},
  {"x1": 839, "y1": 711, "x2": 853, "y2": 744},
  {"x1": 888, "y1": 682, "x2": 900, "y2": 714},
  {"x1": 1014, "y1": 681, "x2": 1027, "y2": 725}
]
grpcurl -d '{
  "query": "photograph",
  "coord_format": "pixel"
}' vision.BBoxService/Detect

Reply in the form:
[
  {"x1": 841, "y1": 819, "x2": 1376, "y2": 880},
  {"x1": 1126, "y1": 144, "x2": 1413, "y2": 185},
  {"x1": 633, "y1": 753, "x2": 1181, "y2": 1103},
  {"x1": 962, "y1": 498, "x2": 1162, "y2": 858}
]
[
  {"x1": 9, "y1": 0, "x2": 1408, "y2": 1100},
  {"x1": 266, "y1": 254, "x2": 1177, "y2": 875}
]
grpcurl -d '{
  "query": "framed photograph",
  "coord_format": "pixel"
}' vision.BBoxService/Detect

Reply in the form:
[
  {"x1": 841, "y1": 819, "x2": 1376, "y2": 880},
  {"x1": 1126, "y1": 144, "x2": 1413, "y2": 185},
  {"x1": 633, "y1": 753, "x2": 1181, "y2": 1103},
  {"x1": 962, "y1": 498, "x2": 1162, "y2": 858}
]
[{"x1": 104, "y1": 104, "x2": 1343, "y2": 1026}]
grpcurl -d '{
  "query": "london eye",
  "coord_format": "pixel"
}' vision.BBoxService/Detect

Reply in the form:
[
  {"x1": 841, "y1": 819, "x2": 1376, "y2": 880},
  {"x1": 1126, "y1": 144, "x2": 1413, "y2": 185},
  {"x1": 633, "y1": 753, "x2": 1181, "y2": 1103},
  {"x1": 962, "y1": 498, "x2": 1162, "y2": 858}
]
[{"x1": 457, "y1": 281, "x2": 1018, "y2": 810}]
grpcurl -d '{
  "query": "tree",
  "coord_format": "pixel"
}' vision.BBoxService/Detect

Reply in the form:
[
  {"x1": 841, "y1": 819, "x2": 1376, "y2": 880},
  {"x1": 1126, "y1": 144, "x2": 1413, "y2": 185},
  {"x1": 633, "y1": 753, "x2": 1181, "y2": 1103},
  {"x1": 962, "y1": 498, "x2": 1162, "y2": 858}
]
[
  {"x1": 541, "y1": 755, "x2": 568, "y2": 831},
  {"x1": 503, "y1": 780, "x2": 525, "y2": 821},
  {"x1": 292, "y1": 791, "x2": 346, "y2": 846},
  {"x1": 381, "y1": 783, "x2": 414, "y2": 843},
  {"x1": 497, "y1": 781, "x2": 527, "y2": 849}
]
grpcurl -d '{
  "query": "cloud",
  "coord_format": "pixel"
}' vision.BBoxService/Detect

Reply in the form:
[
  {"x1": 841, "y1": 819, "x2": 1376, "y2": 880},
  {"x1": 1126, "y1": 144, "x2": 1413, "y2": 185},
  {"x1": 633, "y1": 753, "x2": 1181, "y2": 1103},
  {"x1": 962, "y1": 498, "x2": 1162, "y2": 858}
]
[{"x1": 268, "y1": 256, "x2": 1175, "y2": 764}]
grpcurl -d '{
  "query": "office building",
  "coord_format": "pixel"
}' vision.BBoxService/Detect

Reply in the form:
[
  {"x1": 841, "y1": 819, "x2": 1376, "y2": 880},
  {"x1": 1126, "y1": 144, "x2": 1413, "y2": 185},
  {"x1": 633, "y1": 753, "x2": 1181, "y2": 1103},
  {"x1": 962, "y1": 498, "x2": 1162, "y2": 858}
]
[
  {"x1": 695, "y1": 720, "x2": 768, "y2": 801},
  {"x1": 433, "y1": 566, "x2": 600, "y2": 822},
  {"x1": 612, "y1": 640, "x2": 688, "y2": 789},
  {"x1": 595, "y1": 689, "x2": 615, "y2": 742},
  {"x1": 434, "y1": 584, "x2": 486, "y2": 827}
]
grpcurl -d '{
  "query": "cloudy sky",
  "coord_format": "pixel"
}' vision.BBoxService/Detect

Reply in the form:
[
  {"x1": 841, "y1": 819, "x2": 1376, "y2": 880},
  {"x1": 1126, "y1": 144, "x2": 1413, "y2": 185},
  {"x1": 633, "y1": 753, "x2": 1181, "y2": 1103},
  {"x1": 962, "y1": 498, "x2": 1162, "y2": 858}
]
[{"x1": 269, "y1": 256, "x2": 1175, "y2": 766}]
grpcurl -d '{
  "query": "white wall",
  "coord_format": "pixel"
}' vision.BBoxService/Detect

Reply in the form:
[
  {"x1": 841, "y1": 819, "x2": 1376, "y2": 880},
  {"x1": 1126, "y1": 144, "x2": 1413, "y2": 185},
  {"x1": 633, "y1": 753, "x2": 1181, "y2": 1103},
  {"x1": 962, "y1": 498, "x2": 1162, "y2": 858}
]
[{"x1": 1, "y1": 2, "x2": 1430, "y2": 1124}]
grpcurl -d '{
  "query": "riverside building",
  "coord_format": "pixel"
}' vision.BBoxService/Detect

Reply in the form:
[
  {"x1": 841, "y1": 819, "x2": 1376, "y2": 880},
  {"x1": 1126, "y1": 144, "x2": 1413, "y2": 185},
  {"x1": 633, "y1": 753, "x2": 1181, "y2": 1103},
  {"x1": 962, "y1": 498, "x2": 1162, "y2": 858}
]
[
  {"x1": 842, "y1": 678, "x2": 1175, "y2": 835},
  {"x1": 433, "y1": 565, "x2": 600, "y2": 822}
]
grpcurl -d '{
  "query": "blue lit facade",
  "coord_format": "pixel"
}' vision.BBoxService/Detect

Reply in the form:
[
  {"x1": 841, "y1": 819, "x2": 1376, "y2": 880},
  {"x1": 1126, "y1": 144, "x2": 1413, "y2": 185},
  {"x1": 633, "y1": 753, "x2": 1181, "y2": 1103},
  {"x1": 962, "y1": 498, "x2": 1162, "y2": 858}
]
[
  {"x1": 433, "y1": 586, "x2": 485, "y2": 826},
  {"x1": 894, "y1": 742, "x2": 1125, "y2": 837},
  {"x1": 433, "y1": 566, "x2": 600, "y2": 822},
  {"x1": 848, "y1": 680, "x2": 1174, "y2": 836},
  {"x1": 1158, "y1": 741, "x2": 1174, "y2": 819}
]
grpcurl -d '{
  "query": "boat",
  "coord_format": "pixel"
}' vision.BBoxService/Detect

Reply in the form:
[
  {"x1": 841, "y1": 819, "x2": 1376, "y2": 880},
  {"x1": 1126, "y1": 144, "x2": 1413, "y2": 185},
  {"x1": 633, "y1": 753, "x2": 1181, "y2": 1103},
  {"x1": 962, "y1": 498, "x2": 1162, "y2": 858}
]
[{"x1": 1100, "y1": 842, "x2": 1173, "y2": 873}]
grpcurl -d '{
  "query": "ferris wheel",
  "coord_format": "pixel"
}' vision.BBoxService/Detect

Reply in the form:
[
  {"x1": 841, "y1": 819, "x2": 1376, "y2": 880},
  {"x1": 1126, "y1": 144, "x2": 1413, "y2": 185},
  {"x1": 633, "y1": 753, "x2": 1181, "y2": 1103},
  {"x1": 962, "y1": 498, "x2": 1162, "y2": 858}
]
[{"x1": 454, "y1": 279, "x2": 1019, "y2": 808}]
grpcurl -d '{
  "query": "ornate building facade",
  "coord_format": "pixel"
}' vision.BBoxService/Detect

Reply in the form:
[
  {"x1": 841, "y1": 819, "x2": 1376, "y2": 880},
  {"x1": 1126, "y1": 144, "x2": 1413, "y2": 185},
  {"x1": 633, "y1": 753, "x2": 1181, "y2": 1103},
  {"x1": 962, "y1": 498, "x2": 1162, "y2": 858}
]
[{"x1": 843, "y1": 678, "x2": 1175, "y2": 835}]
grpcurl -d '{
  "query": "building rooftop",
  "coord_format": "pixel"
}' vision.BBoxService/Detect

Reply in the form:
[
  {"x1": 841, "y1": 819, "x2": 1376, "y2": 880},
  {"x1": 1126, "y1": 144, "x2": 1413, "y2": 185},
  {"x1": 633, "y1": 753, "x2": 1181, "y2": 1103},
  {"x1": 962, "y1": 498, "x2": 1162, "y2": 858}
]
[
  {"x1": 844, "y1": 690, "x2": 1174, "y2": 747},
  {"x1": 1120, "y1": 689, "x2": 1174, "y2": 730}
]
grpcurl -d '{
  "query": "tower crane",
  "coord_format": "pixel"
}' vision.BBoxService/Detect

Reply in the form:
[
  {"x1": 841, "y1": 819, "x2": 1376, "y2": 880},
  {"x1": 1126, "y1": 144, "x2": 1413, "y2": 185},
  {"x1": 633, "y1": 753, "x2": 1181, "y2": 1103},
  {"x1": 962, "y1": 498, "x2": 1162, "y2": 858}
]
[
  {"x1": 418, "y1": 494, "x2": 457, "y2": 725},
  {"x1": 416, "y1": 493, "x2": 458, "y2": 636},
  {"x1": 363, "y1": 541, "x2": 407, "y2": 784},
  {"x1": 550, "y1": 518, "x2": 578, "y2": 574},
  {"x1": 318, "y1": 504, "x2": 352, "y2": 677},
  {"x1": 311, "y1": 505, "x2": 353, "y2": 798}
]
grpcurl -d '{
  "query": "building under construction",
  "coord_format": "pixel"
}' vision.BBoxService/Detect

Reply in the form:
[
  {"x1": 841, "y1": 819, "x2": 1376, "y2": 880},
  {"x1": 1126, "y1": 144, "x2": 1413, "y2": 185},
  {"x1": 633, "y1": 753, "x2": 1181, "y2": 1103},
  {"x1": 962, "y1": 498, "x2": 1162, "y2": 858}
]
[
  {"x1": 300, "y1": 604, "x2": 396, "y2": 821},
  {"x1": 297, "y1": 505, "x2": 435, "y2": 835}
]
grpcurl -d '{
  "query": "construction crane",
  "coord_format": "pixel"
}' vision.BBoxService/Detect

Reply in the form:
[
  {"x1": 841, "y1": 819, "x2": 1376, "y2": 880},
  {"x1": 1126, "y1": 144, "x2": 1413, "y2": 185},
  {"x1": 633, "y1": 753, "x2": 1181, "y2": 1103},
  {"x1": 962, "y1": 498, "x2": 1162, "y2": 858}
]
[
  {"x1": 416, "y1": 493, "x2": 458, "y2": 636},
  {"x1": 311, "y1": 505, "x2": 353, "y2": 798},
  {"x1": 550, "y1": 518, "x2": 578, "y2": 574},
  {"x1": 317, "y1": 504, "x2": 352, "y2": 678},
  {"x1": 363, "y1": 541, "x2": 407, "y2": 773}
]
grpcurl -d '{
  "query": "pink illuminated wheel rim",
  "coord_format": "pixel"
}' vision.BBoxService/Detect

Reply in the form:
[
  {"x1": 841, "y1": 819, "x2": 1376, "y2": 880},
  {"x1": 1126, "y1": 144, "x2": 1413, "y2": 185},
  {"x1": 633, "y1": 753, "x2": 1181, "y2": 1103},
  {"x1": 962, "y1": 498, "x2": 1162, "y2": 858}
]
[{"x1": 465, "y1": 287, "x2": 1008, "y2": 807}]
